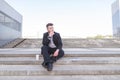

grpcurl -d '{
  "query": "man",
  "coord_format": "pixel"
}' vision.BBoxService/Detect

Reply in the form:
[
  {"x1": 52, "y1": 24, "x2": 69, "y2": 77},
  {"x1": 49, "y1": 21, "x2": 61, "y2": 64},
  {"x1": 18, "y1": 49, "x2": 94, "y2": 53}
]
[{"x1": 41, "y1": 23, "x2": 64, "y2": 71}]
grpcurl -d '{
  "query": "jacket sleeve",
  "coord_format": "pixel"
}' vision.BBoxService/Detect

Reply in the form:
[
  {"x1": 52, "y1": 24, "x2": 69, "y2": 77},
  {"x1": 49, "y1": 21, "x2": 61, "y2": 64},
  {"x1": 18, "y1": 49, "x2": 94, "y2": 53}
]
[
  {"x1": 56, "y1": 33, "x2": 63, "y2": 50},
  {"x1": 42, "y1": 33, "x2": 50, "y2": 46}
]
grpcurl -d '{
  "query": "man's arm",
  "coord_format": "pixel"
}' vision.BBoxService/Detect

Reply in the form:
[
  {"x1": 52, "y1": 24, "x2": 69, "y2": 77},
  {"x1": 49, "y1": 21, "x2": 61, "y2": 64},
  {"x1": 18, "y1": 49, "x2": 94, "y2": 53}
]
[
  {"x1": 53, "y1": 33, "x2": 63, "y2": 56},
  {"x1": 42, "y1": 33, "x2": 50, "y2": 46}
]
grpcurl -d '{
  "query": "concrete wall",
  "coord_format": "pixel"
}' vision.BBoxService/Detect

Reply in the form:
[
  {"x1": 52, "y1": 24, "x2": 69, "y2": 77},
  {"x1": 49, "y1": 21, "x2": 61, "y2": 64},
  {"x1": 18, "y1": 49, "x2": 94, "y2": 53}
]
[
  {"x1": 0, "y1": 0, "x2": 22, "y2": 23},
  {"x1": 112, "y1": 0, "x2": 120, "y2": 38},
  {"x1": 119, "y1": 0, "x2": 120, "y2": 26},
  {"x1": 0, "y1": 24, "x2": 21, "y2": 46},
  {"x1": 0, "y1": 0, "x2": 22, "y2": 47}
]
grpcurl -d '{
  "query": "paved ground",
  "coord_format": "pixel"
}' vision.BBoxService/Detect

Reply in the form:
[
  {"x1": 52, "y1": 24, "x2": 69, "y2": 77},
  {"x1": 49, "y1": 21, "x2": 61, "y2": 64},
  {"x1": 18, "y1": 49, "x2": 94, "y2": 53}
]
[{"x1": 2, "y1": 38, "x2": 120, "y2": 48}]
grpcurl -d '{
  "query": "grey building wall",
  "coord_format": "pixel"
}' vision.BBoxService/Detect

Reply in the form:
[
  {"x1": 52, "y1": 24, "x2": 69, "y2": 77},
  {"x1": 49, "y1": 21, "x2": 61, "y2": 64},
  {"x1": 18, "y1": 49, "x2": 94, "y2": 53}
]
[
  {"x1": 112, "y1": 0, "x2": 120, "y2": 38},
  {"x1": 0, "y1": 0, "x2": 22, "y2": 47},
  {"x1": 119, "y1": 0, "x2": 120, "y2": 32}
]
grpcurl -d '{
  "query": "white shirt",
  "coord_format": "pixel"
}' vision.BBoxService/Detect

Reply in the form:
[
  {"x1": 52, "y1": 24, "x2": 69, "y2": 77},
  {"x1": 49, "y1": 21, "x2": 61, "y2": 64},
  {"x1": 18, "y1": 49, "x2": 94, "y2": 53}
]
[{"x1": 48, "y1": 36, "x2": 56, "y2": 48}]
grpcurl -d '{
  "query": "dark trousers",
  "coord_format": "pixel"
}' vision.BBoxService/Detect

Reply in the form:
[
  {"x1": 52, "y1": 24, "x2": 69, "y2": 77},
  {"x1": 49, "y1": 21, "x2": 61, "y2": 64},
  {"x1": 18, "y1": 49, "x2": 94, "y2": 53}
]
[{"x1": 41, "y1": 46, "x2": 64, "y2": 64}]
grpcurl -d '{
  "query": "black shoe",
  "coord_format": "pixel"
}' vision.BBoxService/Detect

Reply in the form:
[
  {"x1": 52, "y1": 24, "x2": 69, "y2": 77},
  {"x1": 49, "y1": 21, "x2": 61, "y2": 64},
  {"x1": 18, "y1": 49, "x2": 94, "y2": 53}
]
[
  {"x1": 47, "y1": 63, "x2": 53, "y2": 71},
  {"x1": 42, "y1": 62, "x2": 47, "y2": 68}
]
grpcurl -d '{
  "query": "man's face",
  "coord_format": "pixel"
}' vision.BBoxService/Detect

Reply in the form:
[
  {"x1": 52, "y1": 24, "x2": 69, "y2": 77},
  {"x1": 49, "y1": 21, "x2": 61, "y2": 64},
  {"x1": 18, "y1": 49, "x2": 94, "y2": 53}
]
[{"x1": 47, "y1": 26, "x2": 54, "y2": 32}]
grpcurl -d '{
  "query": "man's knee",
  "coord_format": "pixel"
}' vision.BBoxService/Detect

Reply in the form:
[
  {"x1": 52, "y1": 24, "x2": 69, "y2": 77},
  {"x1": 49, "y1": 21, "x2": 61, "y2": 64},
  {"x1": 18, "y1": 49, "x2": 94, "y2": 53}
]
[
  {"x1": 61, "y1": 50, "x2": 65, "y2": 56},
  {"x1": 59, "y1": 49, "x2": 64, "y2": 57}
]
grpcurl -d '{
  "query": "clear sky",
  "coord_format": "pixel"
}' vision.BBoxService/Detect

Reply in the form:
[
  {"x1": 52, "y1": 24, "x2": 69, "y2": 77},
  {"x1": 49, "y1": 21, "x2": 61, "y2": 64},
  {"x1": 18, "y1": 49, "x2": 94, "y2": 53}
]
[{"x1": 5, "y1": 0, "x2": 115, "y2": 38}]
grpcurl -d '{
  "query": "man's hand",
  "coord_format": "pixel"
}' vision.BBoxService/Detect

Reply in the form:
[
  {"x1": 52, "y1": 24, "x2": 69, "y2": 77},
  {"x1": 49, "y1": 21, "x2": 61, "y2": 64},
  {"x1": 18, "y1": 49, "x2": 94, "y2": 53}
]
[
  {"x1": 53, "y1": 49, "x2": 59, "y2": 57},
  {"x1": 49, "y1": 31, "x2": 54, "y2": 37}
]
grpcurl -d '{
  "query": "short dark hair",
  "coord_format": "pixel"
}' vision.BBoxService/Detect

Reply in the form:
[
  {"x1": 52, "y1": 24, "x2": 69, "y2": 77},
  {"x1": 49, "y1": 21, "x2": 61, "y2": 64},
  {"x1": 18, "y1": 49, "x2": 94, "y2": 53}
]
[{"x1": 46, "y1": 23, "x2": 53, "y2": 28}]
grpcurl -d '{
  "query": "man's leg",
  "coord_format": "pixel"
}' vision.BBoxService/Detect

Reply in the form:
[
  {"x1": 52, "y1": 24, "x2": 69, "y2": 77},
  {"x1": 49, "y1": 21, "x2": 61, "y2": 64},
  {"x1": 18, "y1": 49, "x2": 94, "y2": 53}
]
[
  {"x1": 57, "y1": 49, "x2": 64, "y2": 60},
  {"x1": 51, "y1": 49, "x2": 64, "y2": 63},
  {"x1": 41, "y1": 46, "x2": 51, "y2": 64},
  {"x1": 41, "y1": 46, "x2": 53, "y2": 71}
]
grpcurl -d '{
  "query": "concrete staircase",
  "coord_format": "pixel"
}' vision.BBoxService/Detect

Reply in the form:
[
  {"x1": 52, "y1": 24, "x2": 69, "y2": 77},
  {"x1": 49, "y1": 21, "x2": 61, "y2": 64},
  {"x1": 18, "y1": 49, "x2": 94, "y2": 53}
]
[{"x1": 0, "y1": 48, "x2": 120, "y2": 80}]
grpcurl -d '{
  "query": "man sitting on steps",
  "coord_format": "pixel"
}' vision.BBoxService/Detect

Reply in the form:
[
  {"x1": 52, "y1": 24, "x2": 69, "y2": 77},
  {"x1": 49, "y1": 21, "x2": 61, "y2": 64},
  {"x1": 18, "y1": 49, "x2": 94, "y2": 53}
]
[{"x1": 41, "y1": 23, "x2": 64, "y2": 71}]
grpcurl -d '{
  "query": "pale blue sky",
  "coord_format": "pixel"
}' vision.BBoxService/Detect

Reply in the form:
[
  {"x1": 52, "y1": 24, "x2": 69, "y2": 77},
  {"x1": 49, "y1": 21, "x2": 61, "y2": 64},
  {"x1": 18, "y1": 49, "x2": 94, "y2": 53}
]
[{"x1": 5, "y1": 0, "x2": 115, "y2": 38}]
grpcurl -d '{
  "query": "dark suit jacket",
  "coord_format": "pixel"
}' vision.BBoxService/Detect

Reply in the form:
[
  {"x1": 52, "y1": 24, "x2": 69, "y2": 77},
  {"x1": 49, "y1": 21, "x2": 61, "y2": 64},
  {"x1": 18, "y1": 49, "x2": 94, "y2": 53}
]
[{"x1": 42, "y1": 32, "x2": 63, "y2": 49}]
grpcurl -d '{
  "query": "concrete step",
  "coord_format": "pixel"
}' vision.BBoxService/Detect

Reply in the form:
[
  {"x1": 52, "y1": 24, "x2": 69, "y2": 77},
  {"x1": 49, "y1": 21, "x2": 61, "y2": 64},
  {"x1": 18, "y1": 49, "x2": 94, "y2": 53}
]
[
  {"x1": 0, "y1": 65, "x2": 120, "y2": 76},
  {"x1": 0, "y1": 75, "x2": 120, "y2": 80},
  {"x1": 0, "y1": 48, "x2": 120, "y2": 57},
  {"x1": 0, "y1": 57, "x2": 120, "y2": 65},
  {"x1": 0, "y1": 48, "x2": 120, "y2": 77}
]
